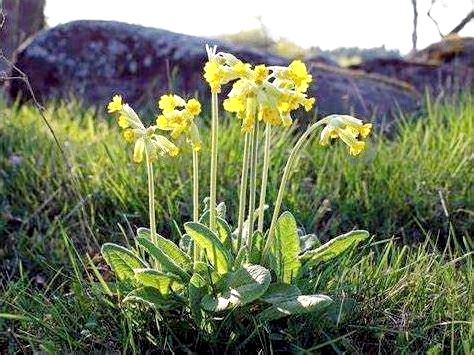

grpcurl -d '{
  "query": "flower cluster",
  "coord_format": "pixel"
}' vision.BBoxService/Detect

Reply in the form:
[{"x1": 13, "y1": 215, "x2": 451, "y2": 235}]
[
  {"x1": 156, "y1": 94, "x2": 202, "y2": 151},
  {"x1": 107, "y1": 95, "x2": 180, "y2": 163},
  {"x1": 204, "y1": 48, "x2": 315, "y2": 133},
  {"x1": 320, "y1": 115, "x2": 372, "y2": 156}
]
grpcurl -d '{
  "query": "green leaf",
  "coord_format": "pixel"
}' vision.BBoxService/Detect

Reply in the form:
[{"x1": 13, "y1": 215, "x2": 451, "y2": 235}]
[
  {"x1": 193, "y1": 261, "x2": 222, "y2": 287},
  {"x1": 201, "y1": 264, "x2": 271, "y2": 312},
  {"x1": 260, "y1": 283, "x2": 301, "y2": 304},
  {"x1": 300, "y1": 230, "x2": 369, "y2": 266},
  {"x1": 122, "y1": 287, "x2": 177, "y2": 310},
  {"x1": 189, "y1": 273, "x2": 207, "y2": 324},
  {"x1": 199, "y1": 211, "x2": 232, "y2": 248},
  {"x1": 137, "y1": 228, "x2": 192, "y2": 271},
  {"x1": 134, "y1": 268, "x2": 182, "y2": 295},
  {"x1": 227, "y1": 264, "x2": 271, "y2": 305},
  {"x1": 136, "y1": 237, "x2": 190, "y2": 281},
  {"x1": 274, "y1": 212, "x2": 301, "y2": 283},
  {"x1": 201, "y1": 294, "x2": 231, "y2": 312},
  {"x1": 184, "y1": 222, "x2": 231, "y2": 275},
  {"x1": 101, "y1": 243, "x2": 147, "y2": 281},
  {"x1": 249, "y1": 231, "x2": 264, "y2": 264},
  {"x1": 233, "y1": 246, "x2": 249, "y2": 268},
  {"x1": 258, "y1": 294, "x2": 333, "y2": 322}
]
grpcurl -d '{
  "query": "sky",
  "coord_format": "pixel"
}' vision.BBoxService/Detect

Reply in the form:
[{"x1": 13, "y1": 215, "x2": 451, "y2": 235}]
[{"x1": 45, "y1": 0, "x2": 474, "y2": 54}]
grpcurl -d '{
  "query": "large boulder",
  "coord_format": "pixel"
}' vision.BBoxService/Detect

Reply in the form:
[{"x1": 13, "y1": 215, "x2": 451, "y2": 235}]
[
  {"x1": 351, "y1": 37, "x2": 474, "y2": 96},
  {"x1": 7, "y1": 20, "x2": 420, "y2": 123}
]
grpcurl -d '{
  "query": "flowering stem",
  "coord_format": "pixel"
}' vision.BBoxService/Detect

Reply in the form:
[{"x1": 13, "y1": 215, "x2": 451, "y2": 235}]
[
  {"x1": 236, "y1": 133, "x2": 251, "y2": 251},
  {"x1": 257, "y1": 123, "x2": 271, "y2": 232},
  {"x1": 192, "y1": 150, "x2": 200, "y2": 222},
  {"x1": 209, "y1": 92, "x2": 219, "y2": 231},
  {"x1": 261, "y1": 118, "x2": 327, "y2": 260},
  {"x1": 145, "y1": 148, "x2": 157, "y2": 245},
  {"x1": 246, "y1": 123, "x2": 259, "y2": 249},
  {"x1": 192, "y1": 149, "x2": 201, "y2": 262}
]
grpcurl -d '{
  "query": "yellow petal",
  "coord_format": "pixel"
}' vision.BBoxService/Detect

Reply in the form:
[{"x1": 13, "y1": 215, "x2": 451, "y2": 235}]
[
  {"x1": 349, "y1": 141, "x2": 365, "y2": 156},
  {"x1": 156, "y1": 115, "x2": 171, "y2": 130},
  {"x1": 107, "y1": 95, "x2": 123, "y2": 113},
  {"x1": 117, "y1": 115, "x2": 130, "y2": 129},
  {"x1": 185, "y1": 98, "x2": 202, "y2": 116}
]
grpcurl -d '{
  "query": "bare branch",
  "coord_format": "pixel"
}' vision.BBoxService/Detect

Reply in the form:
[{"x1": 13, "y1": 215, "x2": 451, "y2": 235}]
[
  {"x1": 449, "y1": 10, "x2": 474, "y2": 35},
  {"x1": 427, "y1": 0, "x2": 445, "y2": 38}
]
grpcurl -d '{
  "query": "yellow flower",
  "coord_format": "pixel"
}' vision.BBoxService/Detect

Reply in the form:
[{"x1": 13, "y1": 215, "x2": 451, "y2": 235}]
[
  {"x1": 107, "y1": 95, "x2": 123, "y2": 113},
  {"x1": 204, "y1": 60, "x2": 225, "y2": 93},
  {"x1": 320, "y1": 115, "x2": 372, "y2": 156},
  {"x1": 253, "y1": 64, "x2": 269, "y2": 85},
  {"x1": 117, "y1": 115, "x2": 130, "y2": 129},
  {"x1": 232, "y1": 61, "x2": 252, "y2": 77},
  {"x1": 303, "y1": 97, "x2": 315, "y2": 112},
  {"x1": 185, "y1": 98, "x2": 201, "y2": 116},
  {"x1": 223, "y1": 96, "x2": 245, "y2": 113},
  {"x1": 107, "y1": 94, "x2": 180, "y2": 163},
  {"x1": 287, "y1": 60, "x2": 312, "y2": 92},
  {"x1": 156, "y1": 94, "x2": 202, "y2": 151},
  {"x1": 158, "y1": 94, "x2": 186, "y2": 113},
  {"x1": 123, "y1": 128, "x2": 135, "y2": 142},
  {"x1": 258, "y1": 106, "x2": 282, "y2": 126}
]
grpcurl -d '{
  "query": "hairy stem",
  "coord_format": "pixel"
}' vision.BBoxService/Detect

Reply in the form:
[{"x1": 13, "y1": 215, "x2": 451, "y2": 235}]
[
  {"x1": 209, "y1": 92, "x2": 219, "y2": 231},
  {"x1": 262, "y1": 119, "x2": 327, "y2": 259},
  {"x1": 145, "y1": 149, "x2": 157, "y2": 245},
  {"x1": 192, "y1": 150, "x2": 200, "y2": 262},
  {"x1": 257, "y1": 123, "x2": 271, "y2": 232},
  {"x1": 246, "y1": 123, "x2": 259, "y2": 249},
  {"x1": 236, "y1": 133, "x2": 251, "y2": 251}
]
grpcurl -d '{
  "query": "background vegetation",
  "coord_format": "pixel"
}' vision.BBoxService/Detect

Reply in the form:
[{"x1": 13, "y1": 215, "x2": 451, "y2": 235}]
[{"x1": 0, "y1": 95, "x2": 473, "y2": 352}]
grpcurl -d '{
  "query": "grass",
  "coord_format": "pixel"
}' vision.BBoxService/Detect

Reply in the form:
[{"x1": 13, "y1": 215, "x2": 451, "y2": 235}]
[{"x1": 0, "y1": 95, "x2": 473, "y2": 352}]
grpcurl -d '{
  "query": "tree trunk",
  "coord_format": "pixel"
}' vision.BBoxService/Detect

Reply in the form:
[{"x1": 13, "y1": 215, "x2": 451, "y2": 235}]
[
  {"x1": 411, "y1": 0, "x2": 418, "y2": 53},
  {"x1": 0, "y1": 0, "x2": 45, "y2": 72}
]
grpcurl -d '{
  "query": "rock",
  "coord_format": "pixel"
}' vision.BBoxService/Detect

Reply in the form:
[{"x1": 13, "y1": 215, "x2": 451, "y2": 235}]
[
  {"x1": 308, "y1": 63, "x2": 419, "y2": 127},
  {"x1": 0, "y1": 0, "x2": 45, "y2": 73},
  {"x1": 411, "y1": 36, "x2": 474, "y2": 67},
  {"x1": 304, "y1": 54, "x2": 339, "y2": 67},
  {"x1": 351, "y1": 37, "x2": 474, "y2": 96},
  {"x1": 7, "y1": 20, "x2": 420, "y2": 123}
]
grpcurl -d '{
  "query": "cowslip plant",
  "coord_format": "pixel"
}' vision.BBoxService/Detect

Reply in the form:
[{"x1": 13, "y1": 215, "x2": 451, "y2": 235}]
[{"x1": 101, "y1": 45, "x2": 372, "y2": 327}]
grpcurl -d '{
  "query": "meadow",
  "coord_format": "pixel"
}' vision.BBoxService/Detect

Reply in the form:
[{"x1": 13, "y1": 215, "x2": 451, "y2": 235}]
[{"x1": 0, "y1": 95, "x2": 473, "y2": 353}]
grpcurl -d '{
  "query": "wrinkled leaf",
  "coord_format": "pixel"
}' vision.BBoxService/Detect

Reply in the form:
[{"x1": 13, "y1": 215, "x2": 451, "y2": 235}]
[
  {"x1": 274, "y1": 212, "x2": 301, "y2": 283},
  {"x1": 122, "y1": 287, "x2": 177, "y2": 310},
  {"x1": 249, "y1": 231, "x2": 264, "y2": 264},
  {"x1": 193, "y1": 261, "x2": 222, "y2": 287},
  {"x1": 137, "y1": 228, "x2": 192, "y2": 271},
  {"x1": 260, "y1": 283, "x2": 301, "y2": 304},
  {"x1": 201, "y1": 264, "x2": 271, "y2": 312},
  {"x1": 189, "y1": 273, "x2": 207, "y2": 324},
  {"x1": 134, "y1": 268, "x2": 182, "y2": 295},
  {"x1": 137, "y1": 236, "x2": 189, "y2": 281},
  {"x1": 201, "y1": 294, "x2": 231, "y2": 312},
  {"x1": 300, "y1": 230, "x2": 369, "y2": 266},
  {"x1": 199, "y1": 211, "x2": 232, "y2": 248},
  {"x1": 233, "y1": 246, "x2": 249, "y2": 268},
  {"x1": 179, "y1": 233, "x2": 192, "y2": 254},
  {"x1": 258, "y1": 294, "x2": 333, "y2": 321},
  {"x1": 101, "y1": 243, "x2": 147, "y2": 281},
  {"x1": 184, "y1": 222, "x2": 231, "y2": 275}
]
